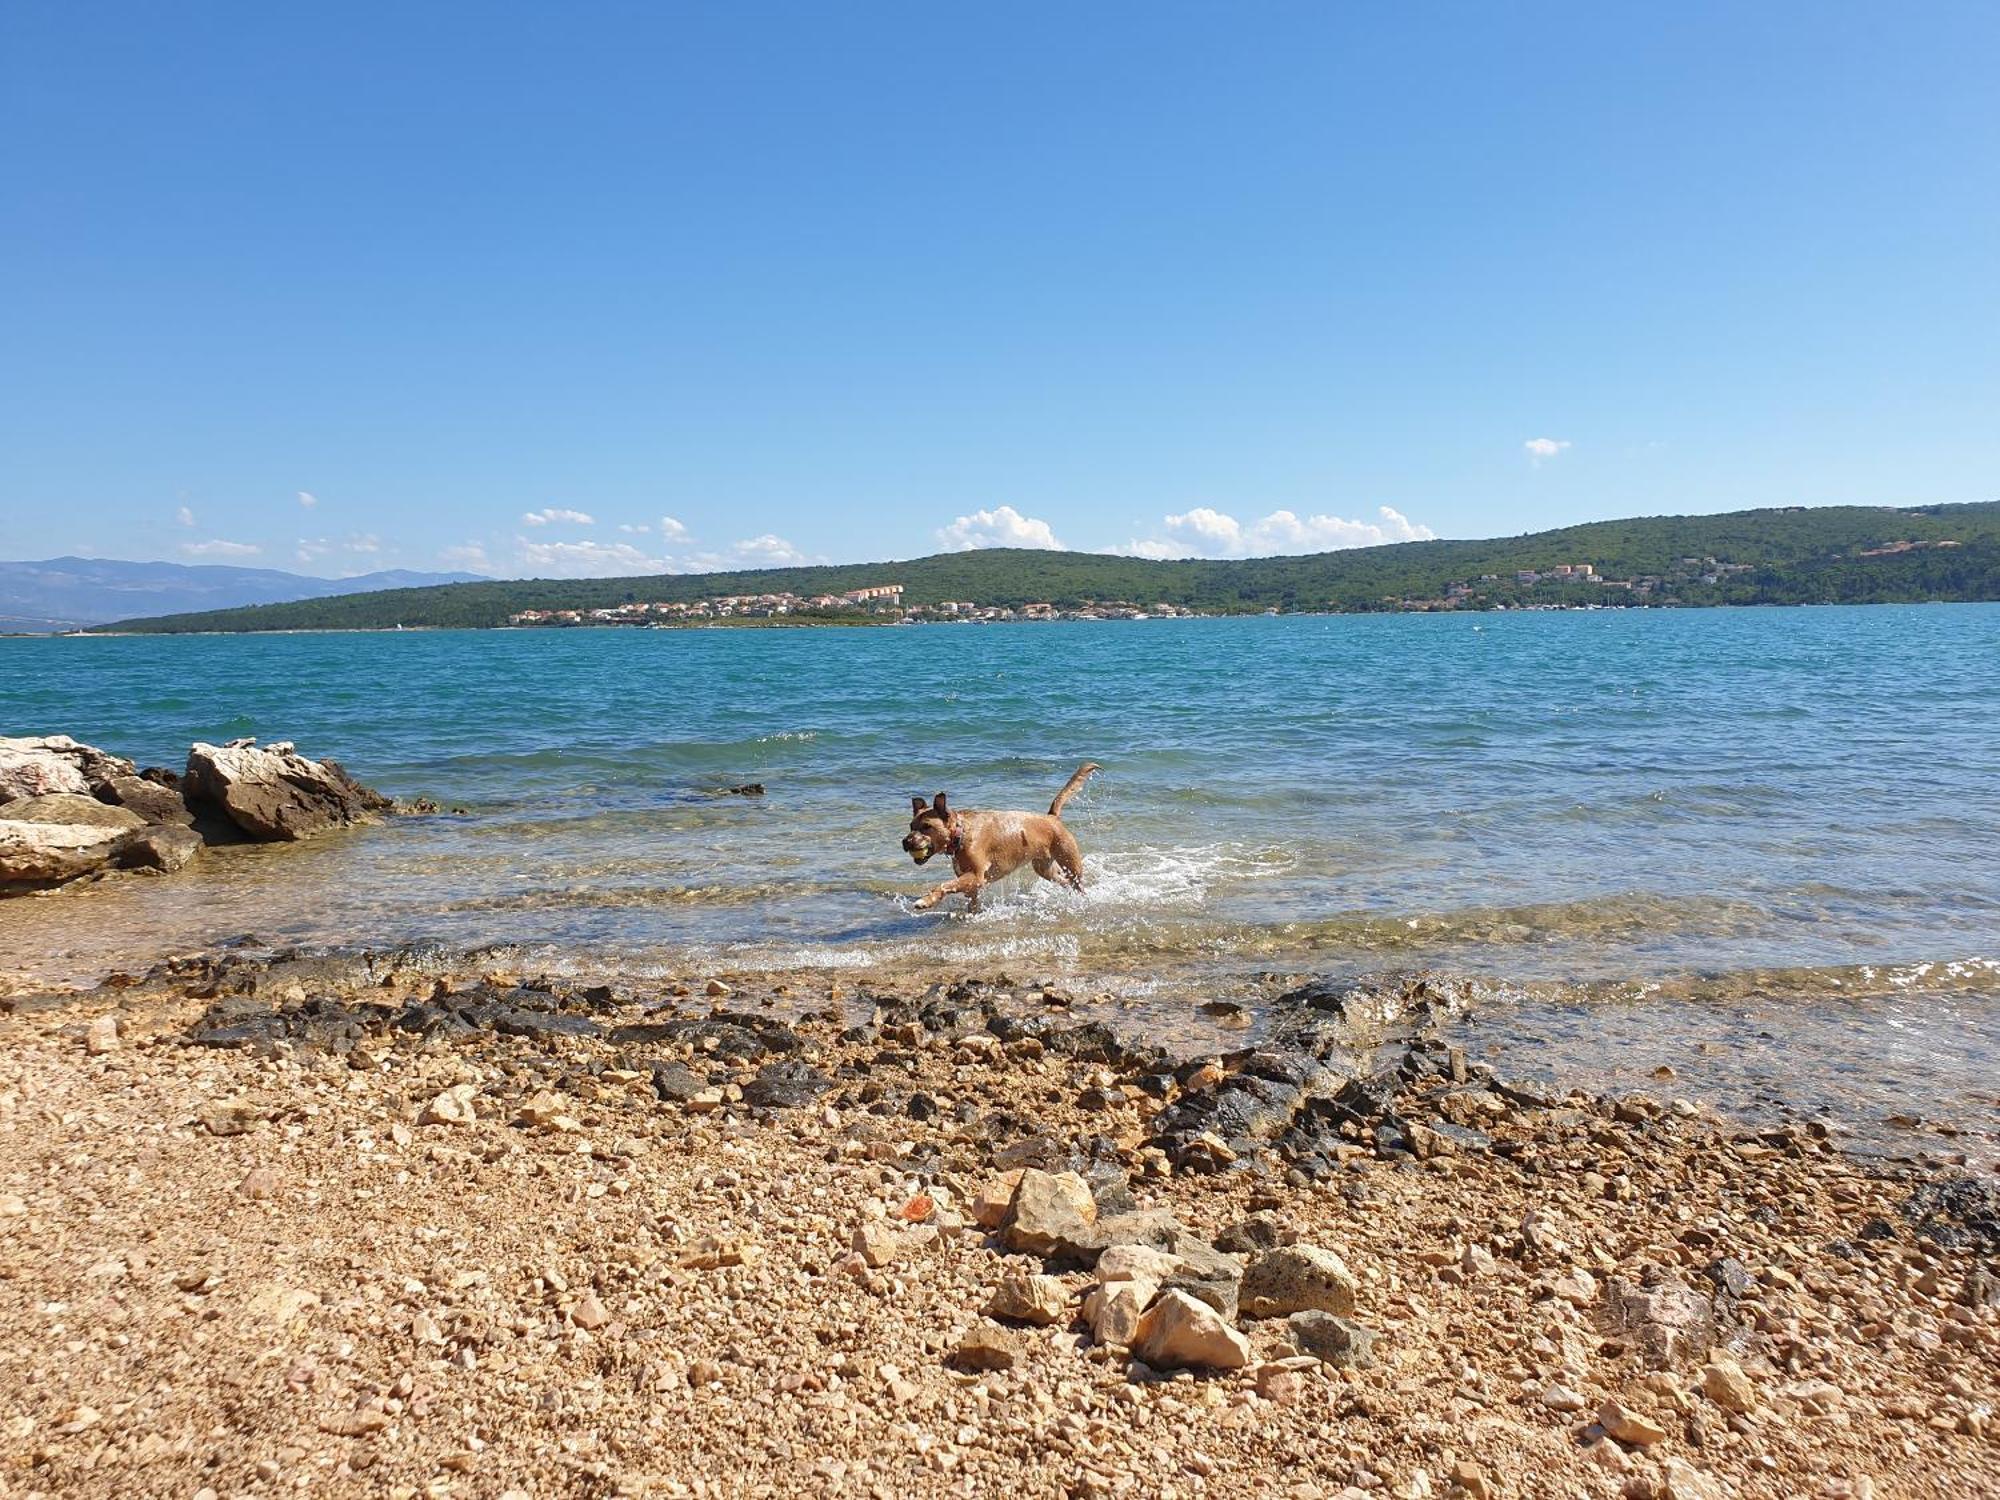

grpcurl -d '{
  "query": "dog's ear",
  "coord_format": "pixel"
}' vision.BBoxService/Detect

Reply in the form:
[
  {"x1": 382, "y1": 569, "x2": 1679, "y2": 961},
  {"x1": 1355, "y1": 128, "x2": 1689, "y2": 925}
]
[
  {"x1": 911, "y1": 796, "x2": 928, "y2": 815},
  {"x1": 932, "y1": 792, "x2": 949, "y2": 816}
]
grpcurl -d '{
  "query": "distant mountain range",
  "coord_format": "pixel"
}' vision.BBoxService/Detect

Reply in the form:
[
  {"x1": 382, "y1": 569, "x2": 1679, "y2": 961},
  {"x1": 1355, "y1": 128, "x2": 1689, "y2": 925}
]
[
  {"x1": 0, "y1": 557, "x2": 484, "y2": 632},
  {"x1": 75, "y1": 501, "x2": 2000, "y2": 633}
]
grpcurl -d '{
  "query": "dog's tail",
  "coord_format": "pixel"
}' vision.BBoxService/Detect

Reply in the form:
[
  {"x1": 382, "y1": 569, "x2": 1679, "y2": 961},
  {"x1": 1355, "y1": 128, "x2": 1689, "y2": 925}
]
[{"x1": 1048, "y1": 762, "x2": 1101, "y2": 818}]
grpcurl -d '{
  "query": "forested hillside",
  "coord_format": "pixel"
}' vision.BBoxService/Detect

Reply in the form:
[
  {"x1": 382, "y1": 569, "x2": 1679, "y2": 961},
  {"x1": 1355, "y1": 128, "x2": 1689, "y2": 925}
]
[{"x1": 95, "y1": 502, "x2": 2000, "y2": 632}]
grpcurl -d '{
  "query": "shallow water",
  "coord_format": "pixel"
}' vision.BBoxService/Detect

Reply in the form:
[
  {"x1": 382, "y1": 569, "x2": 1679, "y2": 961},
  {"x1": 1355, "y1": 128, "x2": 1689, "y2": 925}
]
[{"x1": 5, "y1": 607, "x2": 1998, "y2": 1160}]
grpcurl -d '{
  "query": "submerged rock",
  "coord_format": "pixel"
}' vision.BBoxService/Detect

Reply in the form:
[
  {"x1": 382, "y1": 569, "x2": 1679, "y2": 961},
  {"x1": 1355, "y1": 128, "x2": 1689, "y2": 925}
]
[{"x1": 120, "y1": 825, "x2": 203, "y2": 874}]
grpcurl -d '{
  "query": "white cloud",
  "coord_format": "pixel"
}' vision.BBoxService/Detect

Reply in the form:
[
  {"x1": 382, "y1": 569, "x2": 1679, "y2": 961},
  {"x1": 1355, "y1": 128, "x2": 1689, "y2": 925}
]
[
  {"x1": 728, "y1": 533, "x2": 811, "y2": 566},
  {"x1": 515, "y1": 538, "x2": 673, "y2": 578},
  {"x1": 1524, "y1": 437, "x2": 1572, "y2": 463},
  {"x1": 344, "y1": 533, "x2": 381, "y2": 554},
  {"x1": 297, "y1": 490, "x2": 319, "y2": 509},
  {"x1": 618, "y1": 522, "x2": 651, "y2": 533},
  {"x1": 295, "y1": 537, "x2": 332, "y2": 564},
  {"x1": 181, "y1": 539, "x2": 261, "y2": 558},
  {"x1": 175, "y1": 505, "x2": 196, "y2": 527},
  {"x1": 659, "y1": 515, "x2": 690, "y2": 542},
  {"x1": 1117, "y1": 504, "x2": 1435, "y2": 559},
  {"x1": 520, "y1": 507, "x2": 596, "y2": 527},
  {"x1": 935, "y1": 504, "x2": 1066, "y2": 552}
]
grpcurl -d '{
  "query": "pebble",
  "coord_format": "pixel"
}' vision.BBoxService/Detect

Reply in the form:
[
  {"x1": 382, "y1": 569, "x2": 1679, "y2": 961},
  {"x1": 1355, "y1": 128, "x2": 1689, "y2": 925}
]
[
  {"x1": 985, "y1": 1270, "x2": 1069, "y2": 1326},
  {"x1": 951, "y1": 1323, "x2": 1021, "y2": 1372},
  {"x1": 1598, "y1": 1397, "x2": 1670, "y2": 1447},
  {"x1": 1699, "y1": 1357, "x2": 1758, "y2": 1414},
  {"x1": 1659, "y1": 1458, "x2": 1728, "y2": 1500},
  {"x1": 237, "y1": 1166, "x2": 280, "y2": 1201},
  {"x1": 85, "y1": 1015, "x2": 120, "y2": 1054},
  {"x1": 1001, "y1": 1169, "x2": 1098, "y2": 1256},
  {"x1": 1085, "y1": 1280, "x2": 1154, "y2": 1347},
  {"x1": 1541, "y1": 1384, "x2": 1588, "y2": 1413},
  {"x1": 853, "y1": 1220, "x2": 906, "y2": 1269},
  {"x1": 1256, "y1": 1364, "x2": 1309, "y2": 1404},
  {"x1": 1286, "y1": 1310, "x2": 1376, "y2": 1368},
  {"x1": 1133, "y1": 1289, "x2": 1251, "y2": 1370},
  {"x1": 420, "y1": 1084, "x2": 478, "y2": 1127},
  {"x1": 570, "y1": 1293, "x2": 610, "y2": 1330}
]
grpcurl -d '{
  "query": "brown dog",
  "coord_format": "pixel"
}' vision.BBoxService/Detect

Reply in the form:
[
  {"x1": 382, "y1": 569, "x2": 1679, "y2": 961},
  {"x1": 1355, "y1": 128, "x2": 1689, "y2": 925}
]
[{"x1": 902, "y1": 763, "x2": 1100, "y2": 911}]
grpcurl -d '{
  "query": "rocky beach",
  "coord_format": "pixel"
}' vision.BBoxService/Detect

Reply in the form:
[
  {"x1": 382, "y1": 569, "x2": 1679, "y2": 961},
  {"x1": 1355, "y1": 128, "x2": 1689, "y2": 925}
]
[{"x1": 1, "y1": 947, "x2": 1993, "y2": 1500}]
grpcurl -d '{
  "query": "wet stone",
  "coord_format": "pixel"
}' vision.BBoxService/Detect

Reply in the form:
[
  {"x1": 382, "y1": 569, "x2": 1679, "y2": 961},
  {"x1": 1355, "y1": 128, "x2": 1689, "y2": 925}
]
[{"x1": 741, "y1": 1060, "x2": 833, "y2": 1109}]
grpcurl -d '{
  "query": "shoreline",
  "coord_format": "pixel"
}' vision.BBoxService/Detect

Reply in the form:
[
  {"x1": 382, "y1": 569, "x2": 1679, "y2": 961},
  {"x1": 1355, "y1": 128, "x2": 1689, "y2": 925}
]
[
  {"x1": 44, "y1": 597, "x2": 2000, "y2": 638},
  {"x1": 2, "y1": 946, "x2": 1993, "y2": 1498}
]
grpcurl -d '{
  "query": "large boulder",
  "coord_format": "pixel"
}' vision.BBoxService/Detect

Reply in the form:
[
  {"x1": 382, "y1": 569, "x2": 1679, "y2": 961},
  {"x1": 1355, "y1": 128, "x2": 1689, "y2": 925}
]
[
  {"x1": 96, "y1": 774, "x2": 195, "y2": 827},
  {"x1": 1240, "y1": 1244, "x2": 1358, "y2": 1319},
  {"x1": 183, "y1": 739, "x2": 391, "y2": 842},
  {"x1": 0, "y1": 735, "x2": 136, "y2": 800},
  {"x1": 0, "y1": 819, "x2": 135, "y2": 888},
  {"x1": 0, "y1": 793, "x2": 147, "y2": 831}
]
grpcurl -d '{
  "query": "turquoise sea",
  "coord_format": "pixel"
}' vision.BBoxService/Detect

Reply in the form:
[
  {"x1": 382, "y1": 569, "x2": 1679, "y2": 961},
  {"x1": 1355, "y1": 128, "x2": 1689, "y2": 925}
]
[{"x1": 5, "y1": 606, "x2": 1998, "y2": 1161}]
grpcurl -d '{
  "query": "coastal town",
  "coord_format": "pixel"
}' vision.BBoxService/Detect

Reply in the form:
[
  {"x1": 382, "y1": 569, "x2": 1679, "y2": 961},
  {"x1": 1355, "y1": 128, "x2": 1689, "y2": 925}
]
[
  {"x1": 507, "y1": 586, "x2": 1206, "y2": 628},
  {"x1": 502, "y1": 554, "x2": 1792, "y2": 628}
]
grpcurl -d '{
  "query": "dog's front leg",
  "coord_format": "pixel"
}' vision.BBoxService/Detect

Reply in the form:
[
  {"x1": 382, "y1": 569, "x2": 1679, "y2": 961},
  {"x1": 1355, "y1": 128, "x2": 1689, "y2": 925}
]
[{"x1": 914, "y1": 872, "x2": 984, "y2": 911}]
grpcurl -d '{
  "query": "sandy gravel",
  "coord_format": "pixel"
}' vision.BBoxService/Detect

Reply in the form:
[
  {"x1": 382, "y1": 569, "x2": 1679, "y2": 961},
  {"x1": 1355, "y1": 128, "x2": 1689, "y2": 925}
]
[{"x1": 0, "y1": 955, "x2": 1994, "y2": 1500}]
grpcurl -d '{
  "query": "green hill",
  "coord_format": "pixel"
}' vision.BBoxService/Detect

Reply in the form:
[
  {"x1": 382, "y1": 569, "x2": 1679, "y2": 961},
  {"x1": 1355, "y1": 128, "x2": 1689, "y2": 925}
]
[{"x1": 93, "y1": 501, "x2": 2000, "y2": 632}]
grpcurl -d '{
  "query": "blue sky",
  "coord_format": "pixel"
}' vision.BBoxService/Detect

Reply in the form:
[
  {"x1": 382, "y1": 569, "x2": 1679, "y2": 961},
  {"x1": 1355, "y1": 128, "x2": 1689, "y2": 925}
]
[{"x1": 3, "y1": 3, "x2": 1996, "y2": 578}]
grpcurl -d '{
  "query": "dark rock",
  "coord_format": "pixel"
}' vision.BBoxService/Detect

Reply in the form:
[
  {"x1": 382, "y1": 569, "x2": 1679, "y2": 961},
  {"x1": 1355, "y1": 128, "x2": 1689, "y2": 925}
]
[
  {"x1": 906, "y1": 1092, "x2": 938, "y2": 1121},
  {"x1": 607, "y1": 1012, "x2": 801, "y2": 1059},
  {"x1": 1491, "y1": 1074, "x2": 1562, "y2": 1110},
  {"x1": 651, "y1": 1062, "x2": 709, "y2": 1102},
  {"x1": 742, "y1": 1060, "x2": 833, "y2": 1109},
  {"x1": 1700, "y1": 1256, "x2": 1752, "y2": 1302},
  {"x1": 1215, "y1": 1212, "x2": 1292, "y2": 1255},
  {"x1": 1902, "y1": 1174, "x2": 2000, "y2": 1253},
  {"x1": 1287, "y1": 1310, "x2": 1376, "y2": 1368},
  {"x1": 1428, "y1": 1121, "x2": 1492, "y2": 1153},
  {"x1": 478, "y1": 1005, "x2": 601, "y2": 1039},
  {"x1": 97, "y1": 774, "x2": 195, "y2": 827}
]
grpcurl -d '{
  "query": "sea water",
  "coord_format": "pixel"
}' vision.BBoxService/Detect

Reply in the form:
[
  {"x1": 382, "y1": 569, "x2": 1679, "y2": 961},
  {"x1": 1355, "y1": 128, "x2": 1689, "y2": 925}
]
[{"x1": 5, "y1": 606, "x2": 1997, "y2": 1161}]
